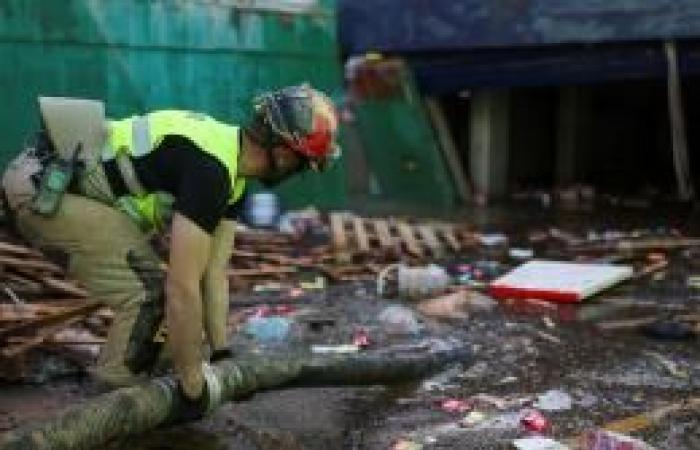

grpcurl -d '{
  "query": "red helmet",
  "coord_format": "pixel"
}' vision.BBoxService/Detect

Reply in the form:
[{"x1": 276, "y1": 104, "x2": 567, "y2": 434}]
[{"x1": 254, "y1": 84, "x2": 340, "y2": 171}]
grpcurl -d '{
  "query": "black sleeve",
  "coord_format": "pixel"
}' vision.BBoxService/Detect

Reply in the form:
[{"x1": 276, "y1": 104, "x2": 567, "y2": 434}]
[
  {"x1": 223, "y1": 190, "x2": 248, "y2": 221},
  {"x1": 173, "y1": 152, "x2": 232, "y2": 234},
  {"x1": 133, "y1": 134, "x2": 233, "y2": 234}
]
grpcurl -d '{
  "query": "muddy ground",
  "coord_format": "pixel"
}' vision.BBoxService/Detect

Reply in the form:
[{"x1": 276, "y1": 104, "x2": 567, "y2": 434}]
[{"x1": 2, "y1": 205, "x2": 700, "y2": 450}]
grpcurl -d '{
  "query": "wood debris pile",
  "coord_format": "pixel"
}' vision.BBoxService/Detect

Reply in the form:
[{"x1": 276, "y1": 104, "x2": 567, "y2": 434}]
[
  {"x1": 0, "y1": 231, "x2": 110, "y2": 380},
  {"x1": 228, "y1": 212, "x2": 476, "y2": 287},
  {"x1": 0, "y1": 212, "x2": 475, "y2": 380}
]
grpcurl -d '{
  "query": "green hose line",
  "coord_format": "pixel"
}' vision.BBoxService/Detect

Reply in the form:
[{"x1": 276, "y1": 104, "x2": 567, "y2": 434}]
[{"x1": 0, "y1": 339, "x2": 468, "y2": 450}]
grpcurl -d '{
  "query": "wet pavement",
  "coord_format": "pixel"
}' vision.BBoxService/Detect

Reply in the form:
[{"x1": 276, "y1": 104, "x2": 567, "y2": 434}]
[{"x1": 3, "y1": 205, "x2": 700, "y2": 450}]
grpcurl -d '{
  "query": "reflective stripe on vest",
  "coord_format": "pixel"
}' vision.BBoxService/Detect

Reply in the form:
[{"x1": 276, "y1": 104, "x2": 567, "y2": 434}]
[{"x1": 105, "y1": 110, "x2": 246, "y2": 230}]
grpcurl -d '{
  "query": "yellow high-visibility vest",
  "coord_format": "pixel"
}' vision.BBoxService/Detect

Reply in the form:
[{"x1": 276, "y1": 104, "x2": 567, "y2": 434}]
[{"x1": 107, "y1": 110, "x2": 246, "y2": 230}]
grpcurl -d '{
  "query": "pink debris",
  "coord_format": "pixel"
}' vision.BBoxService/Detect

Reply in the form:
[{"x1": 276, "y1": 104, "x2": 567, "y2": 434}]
[
  {"x1": 520, "y1": 409, "x2": 550, "y2": 433},
  {"x1": 439, "y1": 398, "x2": 471, "y2": 414},
  {"x1": 353, "y1": 327, "x2": 371, "y2": 348},
  {"x1": 583, "y1": 430, "x2": 657, "y2": 450}
]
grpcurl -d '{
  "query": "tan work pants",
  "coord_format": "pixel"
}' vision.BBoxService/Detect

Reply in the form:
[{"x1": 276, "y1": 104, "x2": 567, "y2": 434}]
[{"x1": 2, "y1": 148, "x2": 165, "y2": 387}]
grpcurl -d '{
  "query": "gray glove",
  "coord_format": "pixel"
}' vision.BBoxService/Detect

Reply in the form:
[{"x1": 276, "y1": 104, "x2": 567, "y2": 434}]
[{"x1": 156, "y1": 361, "x2": 223, "y2": 424}]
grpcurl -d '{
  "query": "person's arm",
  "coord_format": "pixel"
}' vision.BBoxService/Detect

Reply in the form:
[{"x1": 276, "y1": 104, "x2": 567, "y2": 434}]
[
  {"x1": 166, "y1": 213, "x2": 212, "y2": 400},
  {"x1": 202, "y1": 219, "x2": 236, "y2": 353}
]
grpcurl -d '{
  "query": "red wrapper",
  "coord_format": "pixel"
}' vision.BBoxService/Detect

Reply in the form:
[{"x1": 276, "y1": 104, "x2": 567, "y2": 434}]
[
  {"x1": 439, "y1": 398, "x2": 471, "y2": 414},
  {"x1": 520, "y1": 409, "x2": 550, "y2": 433},
  {"x1": 353, "y1": 327, "x2": 371, "y2": 348}
]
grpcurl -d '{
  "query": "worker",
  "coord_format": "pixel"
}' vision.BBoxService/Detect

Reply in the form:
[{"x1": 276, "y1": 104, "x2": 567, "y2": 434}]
[{"x1": 1, "y1": 84, "x2": 339, "y2": 411}]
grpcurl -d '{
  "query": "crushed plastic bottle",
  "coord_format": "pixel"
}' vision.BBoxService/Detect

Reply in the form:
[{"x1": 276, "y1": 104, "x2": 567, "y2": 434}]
[
  {"x1": 534, "y1": 389, "x2": 573, "y2": 411},
  {"x1": 244, "y1": 316, "x2": 292, "y2": 343}
]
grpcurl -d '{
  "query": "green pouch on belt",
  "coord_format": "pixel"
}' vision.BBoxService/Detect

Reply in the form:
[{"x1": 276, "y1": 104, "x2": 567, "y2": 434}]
[{"x1": 32, "y1": 158, "x2": 75, "y2": 217}]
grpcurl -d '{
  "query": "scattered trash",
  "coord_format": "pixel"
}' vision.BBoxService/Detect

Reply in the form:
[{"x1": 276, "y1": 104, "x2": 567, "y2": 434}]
[
  {"x1": 352, "y1": 327, "x2": 371, "y2": 348},
  {"x1": 462, "y1": 361, "x2": 489, "y2": 380},
  {"x1": 520, "y1": 409, "x2": 550, "y2": 433},
  {"x1": 542, "y1": 316, "x2": 556, "y2": 329},
  {"x1": 643, "y1": 351, "x2": 689, "y2": 379},
  {"x1": 687, "y1": 275, "x2": 700, "y2": 289},
  {"x1": 466, "y1": 291, "x2": 499, "y2": 310},
  {"x1": 460, "y1": 410, "x2": 488, "y2": 427},
  {"x1": 489, "y1": 261, "x2": 634, "y2": 303},
  {"x1": 576, "y1": 393, "x2": 598, "y2": 408},
  {"x1": 244, "y1": 191, "x2": 280, "y2": 228},
  {"x1": 299, "y1": 275, "x2": 326, "y2": 290},
  {"x1": 478, "y1": 233, "x2": 509, "y2": 246},
  {"x1": 452, "y1": 260, "x2": 505, "y2": 288},
  {"x1": 499, "y1": 376, "x2": 519, "y2": 385},
  {"x1": 251, "y1": 304, "x2": 296, "y2": 318},
  {"x1": 642, "y1": 320, "x2": 696, "y2": 340},
  {"x1": 510, "y1": 248, "x2": 535, "y2": 260},
  {"x1": 474, "y1": 411, "x2": 524, "y2": 429},
  {"x1": 277, "y1": 207, "x2": 323, "y2": 235},
  {"x1": 244, "y1": 316, "x2": 292, "y2": 343},
  {"x1": 311, "y1": 344, "x2": 360, "y2": 354},
  {"x1": 470, "y1": 393, "x2": 509, "y2": 410},
  {"x1": 423, "y1": 435, "x2": 437, "y2": 445},
  {"x1": 252, "y1": 282, "x2": 286, "y2": 293},
  {"x1": 534, "y1": 331, "x2": 562, "y2": 345},
  {"x1": 646, "y1": 252, "x2": 666, "y2": 264},
  {"x1": 512, "y1": 437, "x2": 570, "y2": 450},
  {"x1": 378, "y1": 263, "x2": 452, "y2": 300},
  {"x1": 549, "y1": 228, "x2": 584, "y2": 246},
  {"x1": 288, "y1": 287, "x2": 305, "y2": 298},
  {"x1": 582, "y1": 429, "x2": 658, "y2": 450},
  {"x1": 378, "y1": 305, "x2": 422, "y2": 335},
  {"x1": 416, "y1": 290, "x2": 498, "y2": 319},
  {"x1": 421, "y1": 364, "x2": 464, "y2": 391},
  {"x1": 438, "y1": 398, "x2": 471, "y2": 414},
  {"x1": 390, "y1": 438, "x2": 423, "y2": 450},
  {"x1": 416, "y1": 291, "x2": 470, "y2": 320},
  {"x1": 534, "y1": 389, "x2": 573, "y2": 411},
  {"x1": 634, "y1": 259, "x2": 669, "y2": 280}
]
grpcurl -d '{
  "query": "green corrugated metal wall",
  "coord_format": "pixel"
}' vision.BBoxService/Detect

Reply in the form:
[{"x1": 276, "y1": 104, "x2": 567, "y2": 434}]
[
  {"x1": 351, "y1": 68, "x2": 458, "y2": 209},
  {"x1": 0, "y1": 0, "x2": 345, "y2": 208}
]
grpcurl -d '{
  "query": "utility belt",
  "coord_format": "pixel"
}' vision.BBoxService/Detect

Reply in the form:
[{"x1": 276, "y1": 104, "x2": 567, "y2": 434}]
[{"x1": 33, "y1": 115, "x2": 156, "y2": 227}]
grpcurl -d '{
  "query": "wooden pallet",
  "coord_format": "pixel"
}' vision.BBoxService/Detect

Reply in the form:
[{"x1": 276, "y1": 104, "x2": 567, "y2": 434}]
[{"x1": 329, "y1": 213, "x2": 471, "y2": 259}]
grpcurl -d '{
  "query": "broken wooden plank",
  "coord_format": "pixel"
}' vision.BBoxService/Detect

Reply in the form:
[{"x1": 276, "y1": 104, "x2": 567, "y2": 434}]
[
  {"x1": 396, "y1": 221, "x2": 424, "y2": 257},
  {"x1": 575, "y1": 237, "x2": 700, "y2": 253},
  {"x1": 329, "y1": 213, "x2": 348, "y2": 251},
  {"x1": 417, "y1": 225, "x2": 443, "y2": 257},
  {"x1": 618, "y1": 237, "x2": 700, "y2": 251},
  {"x1": 0, "y1": 303, "x2": 83, "y2": 322},
  {"x1": 563, "y1": 397, "x2": 700, "y2": 448},
  {"x1": 1, "y1": 315, "x2": 86, "y2": 358},
  {"x1": 633, "y1": 259, "x2": 669, "y2": 279},
  {"x1": 228, "y1": 267, "x2": 298, "y2": 277},
  {"x1": 0, "y1": 302, "x2": 98, "y2": 342},
  {"x1": 6, "y1": 335, "x2": 107, "y2": 346},
  {"x1": 3, "y1": 272, "x2": 44, "y2": 292},
  {"x1": 424, "y1": 97, "x2": 472, "y2": 202},
  {"x1": 352, "y1": 217, "x2": 371, "y2": 253},
  {"x1": 596, "y1": 314, "x2": 700, "y2": 331},
  {"x1": 0, "y1": 241, "x2": 44, "y2": 258},
  {"x1": 437, "y1": 225, "x2": 461, "y2": 252},
  {"x1": 372, "y1": 219, "x2": 394, "y2": 250},
  {"x1": 0, "y1": 255, "x2": 63, "y2": 274},
  {"x1": 40, "y1": 277, "x2": 88, "y2": 297}
]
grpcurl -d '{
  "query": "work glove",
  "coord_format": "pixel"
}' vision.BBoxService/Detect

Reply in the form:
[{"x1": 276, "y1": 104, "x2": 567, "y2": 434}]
[
  {"x1": 163, "y1": 362, "x2": 224, "y2": 424},
  {"x1": 174, "y1": 380, "x2": 209, "y2": 423},
  {"x1": 210, "y1": 348, "x2": 233, "y2": 363}
]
